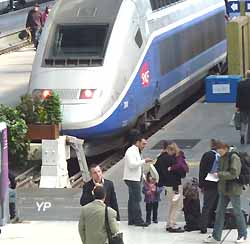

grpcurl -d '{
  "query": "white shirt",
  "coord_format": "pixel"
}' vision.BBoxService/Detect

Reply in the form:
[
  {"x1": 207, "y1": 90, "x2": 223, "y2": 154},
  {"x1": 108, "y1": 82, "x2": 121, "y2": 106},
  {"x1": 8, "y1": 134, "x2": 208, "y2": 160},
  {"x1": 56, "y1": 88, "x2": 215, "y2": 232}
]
[{"x1": 123, "y1": 145, "x2": 145, "y2": 181}]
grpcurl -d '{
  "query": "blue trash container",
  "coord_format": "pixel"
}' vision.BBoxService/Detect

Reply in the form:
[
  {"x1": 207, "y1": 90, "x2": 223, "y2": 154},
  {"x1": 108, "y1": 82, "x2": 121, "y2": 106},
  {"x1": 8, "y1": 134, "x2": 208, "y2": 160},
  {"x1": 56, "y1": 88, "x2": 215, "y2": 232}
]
[{"x1": 205, "y1": 75, "x2": 242, "y2": 103}]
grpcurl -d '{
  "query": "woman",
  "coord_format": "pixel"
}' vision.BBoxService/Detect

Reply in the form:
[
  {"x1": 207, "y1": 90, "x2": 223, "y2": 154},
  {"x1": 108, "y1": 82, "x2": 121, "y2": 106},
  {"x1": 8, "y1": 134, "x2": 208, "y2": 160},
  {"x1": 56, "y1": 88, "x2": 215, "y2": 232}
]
[
  {"x1": 42, "y1": 5, "x2": 51, "y2": 24},
  {"x1": 154, "y1": 141, "x2": 184, "y2": 233}
]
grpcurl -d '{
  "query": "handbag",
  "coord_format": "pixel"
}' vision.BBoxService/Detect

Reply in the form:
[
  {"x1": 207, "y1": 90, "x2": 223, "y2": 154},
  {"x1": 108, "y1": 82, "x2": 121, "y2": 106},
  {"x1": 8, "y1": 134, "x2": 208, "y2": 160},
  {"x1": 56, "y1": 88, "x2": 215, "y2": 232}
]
[
  {"x1": 105, "y1": 206, "x2": 124, "y2": 244},
  {"x1": 234, "y1": 112, "x2": 241, "y2": 130}
]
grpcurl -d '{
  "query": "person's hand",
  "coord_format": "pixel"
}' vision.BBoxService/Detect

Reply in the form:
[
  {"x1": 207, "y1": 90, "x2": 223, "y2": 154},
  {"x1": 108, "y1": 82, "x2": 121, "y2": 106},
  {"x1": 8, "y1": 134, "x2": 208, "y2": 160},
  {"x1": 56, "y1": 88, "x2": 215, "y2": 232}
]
[
  {"x1": 168, "y1": 167, "x2": 171, "y2": 171},
  {"x1": 213, "y1": 172, "x2": 218, "y2": 177},
  {"x1": 145, "y1": 158, "x2": 153, "y2": 164},
  {"x1": 236, "y1": 107, "x2": 240, "y2": 112}
]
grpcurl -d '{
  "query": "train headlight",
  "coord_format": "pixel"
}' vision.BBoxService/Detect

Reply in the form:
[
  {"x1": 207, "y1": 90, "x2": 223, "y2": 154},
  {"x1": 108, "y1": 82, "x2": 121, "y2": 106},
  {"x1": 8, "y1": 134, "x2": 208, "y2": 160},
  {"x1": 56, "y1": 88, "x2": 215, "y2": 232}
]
[
  {"x1": 79, "y1": 89, "x2": 97, "y2": 99},
  {"x1": 32, "y1": 89, "x2": 52, "y2": 100}
]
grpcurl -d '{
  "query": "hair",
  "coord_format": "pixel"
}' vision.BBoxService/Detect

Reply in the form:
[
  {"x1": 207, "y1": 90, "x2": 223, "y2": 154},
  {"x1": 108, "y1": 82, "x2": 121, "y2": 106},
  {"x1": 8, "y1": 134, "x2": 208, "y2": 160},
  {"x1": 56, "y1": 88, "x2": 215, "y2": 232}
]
[
  {"x1": 246, "y1": 70, "x2": 250, "y2": 79},
  {"x1": 210, "y1": 139, "x2": 218, "y2": 150},
  {"x1": 93, "y1": 186, "x2": 106, "y2": 200},
  {"x1": 167, "y1": 142, "x2": 181, "y2": 156},
  {"x1": 162, "y1": 140, "x2": 170, "y2": 149},
  {"x1": 216, "y1": 141, "x2": 229, "y2": 150},
  {"x1": 89, "y1": 164, "x2": 102, "y2": 171}
]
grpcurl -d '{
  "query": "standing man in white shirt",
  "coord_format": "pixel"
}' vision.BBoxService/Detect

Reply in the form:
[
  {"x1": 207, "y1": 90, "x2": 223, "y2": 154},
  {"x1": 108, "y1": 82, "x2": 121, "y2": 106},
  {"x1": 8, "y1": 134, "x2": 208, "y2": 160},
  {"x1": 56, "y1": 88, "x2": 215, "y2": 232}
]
[{"x1": 123, "y1": 134, "x2": 153, "y2": 227}]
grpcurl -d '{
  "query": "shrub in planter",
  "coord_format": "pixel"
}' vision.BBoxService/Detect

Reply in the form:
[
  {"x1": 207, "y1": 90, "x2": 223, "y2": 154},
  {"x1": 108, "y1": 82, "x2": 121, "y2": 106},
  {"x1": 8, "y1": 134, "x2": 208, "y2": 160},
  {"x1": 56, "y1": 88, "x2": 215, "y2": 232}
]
[{"x1": 0, "y1": 104, "x2": 29, "y2": 166}]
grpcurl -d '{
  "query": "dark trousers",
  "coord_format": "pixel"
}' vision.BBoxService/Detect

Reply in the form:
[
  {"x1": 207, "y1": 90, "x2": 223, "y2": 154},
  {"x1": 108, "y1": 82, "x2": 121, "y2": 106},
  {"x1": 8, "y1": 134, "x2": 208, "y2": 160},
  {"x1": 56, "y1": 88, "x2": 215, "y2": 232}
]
[
  {"x1": 200, "y1": 188, "x2": 218, "y2": 231},
  {"x1": 9, "y1": 203, "x2": 16, "y2": 219},
  {"x1": 146, "y1": 202, "x2": 158, "y2": 222},
  {"x1": 240, "y1": 111, "x2": 250, "y2": 142},
  {"x1": 125, "y1": 180, "x2": 143, "y2": 224}
]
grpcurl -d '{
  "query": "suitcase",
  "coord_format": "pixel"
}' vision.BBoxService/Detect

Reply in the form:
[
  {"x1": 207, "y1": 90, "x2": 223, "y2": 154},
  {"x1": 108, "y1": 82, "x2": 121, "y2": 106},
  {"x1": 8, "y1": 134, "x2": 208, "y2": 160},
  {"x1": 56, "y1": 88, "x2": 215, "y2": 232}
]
[{"x1": 224, "y1": 208, "x2": 248, "y2": 229}]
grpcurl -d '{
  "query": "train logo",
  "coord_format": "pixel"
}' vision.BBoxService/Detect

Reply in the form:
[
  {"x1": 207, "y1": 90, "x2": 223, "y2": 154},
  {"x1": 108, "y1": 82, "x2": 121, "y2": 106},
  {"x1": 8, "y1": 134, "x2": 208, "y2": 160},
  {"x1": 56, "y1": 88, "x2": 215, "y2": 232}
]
[{"x1": 140, "y1": 62, "x2": 150, "y2": 87}]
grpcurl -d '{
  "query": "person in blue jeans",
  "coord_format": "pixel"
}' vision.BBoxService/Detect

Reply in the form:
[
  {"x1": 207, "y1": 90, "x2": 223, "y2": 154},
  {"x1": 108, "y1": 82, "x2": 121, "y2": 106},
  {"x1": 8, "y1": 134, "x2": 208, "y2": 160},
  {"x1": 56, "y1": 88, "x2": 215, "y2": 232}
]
[{"x1": 204, "y1": 141, "x2": 247, "y2": 243}]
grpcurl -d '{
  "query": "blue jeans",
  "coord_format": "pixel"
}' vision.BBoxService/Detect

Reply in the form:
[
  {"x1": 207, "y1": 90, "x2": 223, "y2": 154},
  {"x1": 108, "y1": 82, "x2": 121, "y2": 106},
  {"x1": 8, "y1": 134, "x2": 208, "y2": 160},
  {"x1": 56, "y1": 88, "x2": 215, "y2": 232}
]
[
  {"x1": 124, "y1": 180, "x2": 144, "y2": 224},
  {"x1": 212, "y1": 194, "x2": 247, "y2": 241}
]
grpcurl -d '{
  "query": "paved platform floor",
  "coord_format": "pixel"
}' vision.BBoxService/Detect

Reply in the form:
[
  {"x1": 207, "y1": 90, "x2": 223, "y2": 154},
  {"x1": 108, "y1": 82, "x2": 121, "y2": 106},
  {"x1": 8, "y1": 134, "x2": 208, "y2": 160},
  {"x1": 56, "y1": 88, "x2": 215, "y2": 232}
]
[
  {"x1": 0, "y1": 221, "x2": 249, "y2": 244},
  {"x1": 0, "y1": 46, "x2": 34, "y2": 105}
]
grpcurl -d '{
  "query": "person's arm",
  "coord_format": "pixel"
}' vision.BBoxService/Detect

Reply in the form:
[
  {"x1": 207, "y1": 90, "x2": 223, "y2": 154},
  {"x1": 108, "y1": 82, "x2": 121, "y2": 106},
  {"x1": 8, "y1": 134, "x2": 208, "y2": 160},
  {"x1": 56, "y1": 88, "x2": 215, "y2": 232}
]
[
  {"x1": 125, "y1": 149, "x2": 145, "y2": 169},
  {"x1": 236, "y1": 84, "x2": 241, "y2": 110},
  {"x1": 78, "y1": 209, "x2": 86, "y2": 244},
  {"x1": 108, "y1": 208, "x2": 119, "y2": 235},
  {"x1": 218, "y1": 154, "x2": 241, "y2": 180},
  {"x1": 108, "y1": 181, "x2": 120, "y2": 221},
  {"x1": 199, "y1": 153, "x2": 211, "y2": 188},
  {"x1": 26, "y1": 12, "x2": 31, "y2": 28},
  {"x1": 80, "y1": 183, "x2": 94, "y2": 206}
]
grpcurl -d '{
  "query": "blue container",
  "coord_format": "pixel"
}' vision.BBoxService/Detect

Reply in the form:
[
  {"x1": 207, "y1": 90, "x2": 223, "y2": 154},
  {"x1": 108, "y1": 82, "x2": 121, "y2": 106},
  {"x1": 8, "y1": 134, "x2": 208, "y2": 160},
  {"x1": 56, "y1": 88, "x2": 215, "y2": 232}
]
[{"x1": 205, "y1": 75, "x2": 242, "y2": 103}]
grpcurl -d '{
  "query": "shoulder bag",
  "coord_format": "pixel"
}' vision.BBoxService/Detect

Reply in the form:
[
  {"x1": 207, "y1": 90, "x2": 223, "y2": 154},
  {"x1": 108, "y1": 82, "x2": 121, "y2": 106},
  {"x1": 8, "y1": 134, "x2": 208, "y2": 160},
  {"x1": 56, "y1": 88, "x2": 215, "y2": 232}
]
[{"x1": 105, "y1": 206, "x2": 124, "y2": 244}]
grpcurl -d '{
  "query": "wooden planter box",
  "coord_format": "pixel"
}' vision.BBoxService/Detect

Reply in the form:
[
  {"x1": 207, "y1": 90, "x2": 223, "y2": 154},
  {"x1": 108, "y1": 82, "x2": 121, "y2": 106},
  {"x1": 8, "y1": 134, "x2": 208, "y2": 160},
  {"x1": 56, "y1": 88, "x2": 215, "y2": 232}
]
[{"x1": 27, "y1": 124, "x2": 60, "y2": 140}]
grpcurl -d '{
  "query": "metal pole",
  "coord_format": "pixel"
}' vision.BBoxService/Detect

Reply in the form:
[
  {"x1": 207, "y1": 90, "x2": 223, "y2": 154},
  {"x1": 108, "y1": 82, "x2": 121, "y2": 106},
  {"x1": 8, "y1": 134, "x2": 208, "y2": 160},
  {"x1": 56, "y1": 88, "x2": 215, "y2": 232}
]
[{"x1": 9, "y1": 0, "x2": 14, "y2": 10}]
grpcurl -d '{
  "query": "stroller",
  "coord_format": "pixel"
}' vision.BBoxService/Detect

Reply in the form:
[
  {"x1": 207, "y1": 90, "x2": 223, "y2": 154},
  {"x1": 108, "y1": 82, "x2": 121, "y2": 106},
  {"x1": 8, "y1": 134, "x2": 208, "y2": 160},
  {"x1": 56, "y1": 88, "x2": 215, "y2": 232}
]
[{"x1": 183, "y1": 178, "x2": 201, "y2": 231}]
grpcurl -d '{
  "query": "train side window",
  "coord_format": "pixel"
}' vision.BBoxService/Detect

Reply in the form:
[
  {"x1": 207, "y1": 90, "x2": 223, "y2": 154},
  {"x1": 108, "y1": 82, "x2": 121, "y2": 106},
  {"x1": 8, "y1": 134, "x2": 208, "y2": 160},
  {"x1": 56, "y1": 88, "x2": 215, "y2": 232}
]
[
  {"x1": 150, "y1": 0, "x2": 182, "y2": 11},
  {"x1": 135, "y1": 28, "x2": 143, "y2": 48}
]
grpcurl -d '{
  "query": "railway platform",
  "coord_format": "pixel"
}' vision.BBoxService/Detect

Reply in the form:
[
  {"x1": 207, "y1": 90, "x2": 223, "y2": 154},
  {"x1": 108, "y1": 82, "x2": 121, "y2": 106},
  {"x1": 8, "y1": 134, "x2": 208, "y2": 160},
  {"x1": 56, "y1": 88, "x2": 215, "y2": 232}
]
[{"x1": 0, "y1": 221, "x2": 249, "y2": 244}]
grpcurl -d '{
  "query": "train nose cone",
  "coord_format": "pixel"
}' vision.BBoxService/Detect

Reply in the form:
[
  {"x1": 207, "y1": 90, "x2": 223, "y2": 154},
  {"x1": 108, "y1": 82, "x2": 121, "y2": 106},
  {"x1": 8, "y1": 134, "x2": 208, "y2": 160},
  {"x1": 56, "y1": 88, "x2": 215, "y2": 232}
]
[{"x1": 61, "y1": 103, "x2": 102, "y2": 130}]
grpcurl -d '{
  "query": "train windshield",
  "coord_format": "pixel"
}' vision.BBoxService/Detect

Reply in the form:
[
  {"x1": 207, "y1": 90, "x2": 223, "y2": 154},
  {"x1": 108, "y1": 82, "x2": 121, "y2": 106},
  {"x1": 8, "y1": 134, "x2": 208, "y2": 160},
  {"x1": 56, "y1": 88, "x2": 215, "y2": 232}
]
[{"x1": 53, "y1": 24, "x2": 109, "y2": 57}]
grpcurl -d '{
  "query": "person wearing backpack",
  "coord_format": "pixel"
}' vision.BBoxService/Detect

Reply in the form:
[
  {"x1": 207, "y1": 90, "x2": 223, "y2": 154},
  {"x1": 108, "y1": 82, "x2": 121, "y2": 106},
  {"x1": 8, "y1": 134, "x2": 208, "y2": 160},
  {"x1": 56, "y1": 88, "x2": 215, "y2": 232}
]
[
  {"x1": 204, "y1": 141, "x2": 247, "y2": 244},
  {"x1": 199, "y1": 139, "x2": 219, "y2": 234}
]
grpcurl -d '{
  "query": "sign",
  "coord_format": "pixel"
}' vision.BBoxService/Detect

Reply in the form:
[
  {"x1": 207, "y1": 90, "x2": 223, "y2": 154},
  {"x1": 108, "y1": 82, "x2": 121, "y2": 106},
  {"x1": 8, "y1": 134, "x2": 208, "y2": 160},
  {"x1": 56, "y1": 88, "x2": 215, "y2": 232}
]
[
  {"x1": 140, "y1": 62, "x2": 150, "y2": 87},
  {"x1": 227, "y1": 1, "x2": 240, "y2": 13},
  {"x1": 0, "y1": 122, "x2": 9, "y2": 226},
  {"x1": 212, "y1": 84, "x2": 230, "y2": 94},
  {"x1": 245, "y1": 1, "x2": 250, "y2": 12}
]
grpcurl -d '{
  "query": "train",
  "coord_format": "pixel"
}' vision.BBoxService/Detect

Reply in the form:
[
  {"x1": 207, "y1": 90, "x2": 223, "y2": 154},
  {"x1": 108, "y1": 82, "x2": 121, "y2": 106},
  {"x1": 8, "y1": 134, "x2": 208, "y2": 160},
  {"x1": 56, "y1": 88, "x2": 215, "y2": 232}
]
[{"x1": 28, "y1": 0, "x2": 227, "y2": 156}]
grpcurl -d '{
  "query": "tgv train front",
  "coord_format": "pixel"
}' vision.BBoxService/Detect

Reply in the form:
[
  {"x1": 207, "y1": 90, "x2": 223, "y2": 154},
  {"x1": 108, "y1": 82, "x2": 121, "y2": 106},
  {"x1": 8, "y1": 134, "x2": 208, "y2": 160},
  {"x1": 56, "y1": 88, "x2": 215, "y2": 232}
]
[{"x1": 28, "y1": 0, "x2": 144, "y2": 154}]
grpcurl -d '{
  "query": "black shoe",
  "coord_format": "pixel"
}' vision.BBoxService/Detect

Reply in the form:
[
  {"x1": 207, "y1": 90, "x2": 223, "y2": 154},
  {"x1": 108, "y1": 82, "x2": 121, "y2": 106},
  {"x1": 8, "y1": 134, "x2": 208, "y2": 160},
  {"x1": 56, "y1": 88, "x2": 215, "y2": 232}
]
[
  {"x1": 128, "y1": 222, "x2": 134, "y2": 226},
  {"x1": 200, "y1": 229, "x2": 207, "y2": 234},
  {"x1": 167, "y1": 227, "x2": 184, "y2": 233},
  {"x1": 241, "y1": 136, "x2": 245, "y2": 145},
  {"x1": 134, "y1": 221, "x2": 149, "y2": 227},
  {"x1": 153, "y1": 220, "x2": 158, "y2": 223},
  {"x1": 146, "y1": 221, "x2": 151, "y2": 225},
  {"x1": 247, "y1": 140, "x2": 250, "y2": 144}
]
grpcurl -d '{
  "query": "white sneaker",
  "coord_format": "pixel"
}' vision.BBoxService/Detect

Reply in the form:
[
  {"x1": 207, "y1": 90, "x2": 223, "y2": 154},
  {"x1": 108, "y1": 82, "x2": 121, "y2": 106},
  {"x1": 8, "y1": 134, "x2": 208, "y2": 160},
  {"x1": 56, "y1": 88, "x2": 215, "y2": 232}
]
[
  {"x1": 172, "y1": 193, "x2": 180, "y2": 202},
  {"x1": 203, "y1": 235, "x2": 219, "y2": 243},
  {"x1": 235, "y1": 236, "x2": 247, "y2": 243}
]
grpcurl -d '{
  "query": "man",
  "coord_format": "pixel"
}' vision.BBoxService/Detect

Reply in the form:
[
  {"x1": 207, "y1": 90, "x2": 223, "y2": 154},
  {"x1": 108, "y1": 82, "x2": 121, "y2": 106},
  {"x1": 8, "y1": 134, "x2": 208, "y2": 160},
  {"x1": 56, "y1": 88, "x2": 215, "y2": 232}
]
[
  {"x1": 204, "y1": 141, "x2": 247, "y2": 243},
  {"x1": 236, "y1": 70, "x2": 250, "y2": 144},
  {"x1": 8, "y1": 172, "x2": 19, "y2": 223},
  {"x1": 123, "y1": 134, "x2": 153, "y2": 227},
  {"x1": 26, "y1": 3, "x2": 43, "y2": 49},
  {"x1": 199, "y1": 139, "x2": 219, "y2": 234},
  {"x1": 78, "y1": 186, "x2": 119, "y2": 244},
  {"x1": 80, "y1": 164, "x2": 120, "y2": 220}
]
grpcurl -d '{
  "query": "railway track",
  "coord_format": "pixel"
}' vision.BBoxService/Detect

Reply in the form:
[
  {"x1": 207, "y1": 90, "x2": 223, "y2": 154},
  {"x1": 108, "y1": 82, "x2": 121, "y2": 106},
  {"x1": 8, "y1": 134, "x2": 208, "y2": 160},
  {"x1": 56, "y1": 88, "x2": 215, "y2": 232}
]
[{"x1": 0, "y1": 29, "x2": 30, "y2": 55}]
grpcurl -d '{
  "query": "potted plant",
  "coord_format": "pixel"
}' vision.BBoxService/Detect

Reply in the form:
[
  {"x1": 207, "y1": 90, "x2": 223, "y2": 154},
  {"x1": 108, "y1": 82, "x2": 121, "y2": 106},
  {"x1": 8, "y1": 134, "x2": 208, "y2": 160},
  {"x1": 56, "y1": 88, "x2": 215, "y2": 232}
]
[
  {"x1": 17, "y1": 92, "x2": 62, "y2": 140},
  {"x1": 0, "y1": 104, "x2": 29, "y2": 167}
]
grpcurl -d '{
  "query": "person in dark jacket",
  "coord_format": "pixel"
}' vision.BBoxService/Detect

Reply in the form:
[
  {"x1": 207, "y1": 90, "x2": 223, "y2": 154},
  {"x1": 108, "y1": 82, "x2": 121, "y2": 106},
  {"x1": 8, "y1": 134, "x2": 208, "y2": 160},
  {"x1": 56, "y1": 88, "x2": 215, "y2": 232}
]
[
  {"x1": 236, "y1": 70, "x2": 250, "y2": 144},
  {"x1": 8, "y1": 172, "x2": 18, "y2": 222},
  {"x1": 80, "y1": 164, "x2": 120, "y2": 221},
  {"x1": 154, "y1": 141, "x2": 184, "y2": 233},
  {"x1": 199, "y1": 139, "x2": 219, "y2": 234},
  {"x1": 26, "y1": 3, "x2": 43, "y2": 49}
]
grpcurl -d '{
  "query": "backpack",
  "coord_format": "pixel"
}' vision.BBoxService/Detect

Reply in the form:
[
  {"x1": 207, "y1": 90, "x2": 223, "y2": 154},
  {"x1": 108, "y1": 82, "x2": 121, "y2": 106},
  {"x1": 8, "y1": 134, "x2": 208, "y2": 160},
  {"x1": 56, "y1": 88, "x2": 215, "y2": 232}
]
[{"x1": 229, "y1": 151, "x2": 250, "y2": 186}]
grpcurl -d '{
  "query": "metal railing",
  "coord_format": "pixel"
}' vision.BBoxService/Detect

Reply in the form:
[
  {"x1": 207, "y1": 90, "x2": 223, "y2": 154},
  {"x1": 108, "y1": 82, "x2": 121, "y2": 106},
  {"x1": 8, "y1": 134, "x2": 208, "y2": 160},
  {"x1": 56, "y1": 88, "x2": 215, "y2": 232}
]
[{"x1": 0, "y1": 29, "x2": 30, "y2": 55}]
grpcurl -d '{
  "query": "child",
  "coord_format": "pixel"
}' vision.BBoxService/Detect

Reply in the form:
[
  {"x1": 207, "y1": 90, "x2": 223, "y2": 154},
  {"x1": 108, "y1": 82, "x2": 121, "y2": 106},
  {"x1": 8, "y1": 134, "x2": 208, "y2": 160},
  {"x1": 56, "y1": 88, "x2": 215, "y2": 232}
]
[
  {"x1": 183, "y1": 178, "x2": 201, "y2": 231},
  {"x1": 142, "y1": 172, "x2": 163, "y2": 225}
]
